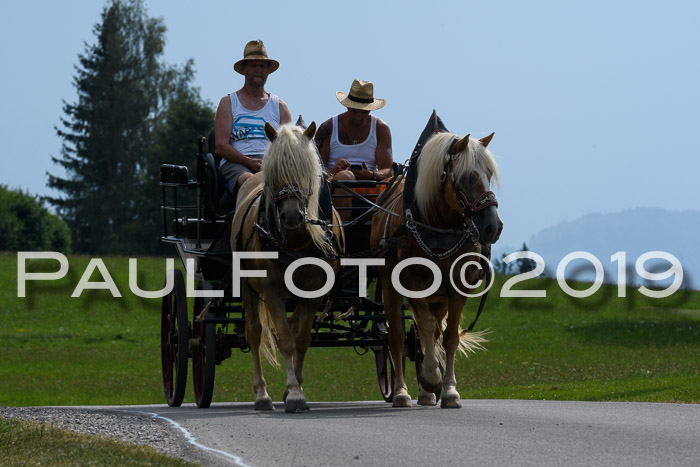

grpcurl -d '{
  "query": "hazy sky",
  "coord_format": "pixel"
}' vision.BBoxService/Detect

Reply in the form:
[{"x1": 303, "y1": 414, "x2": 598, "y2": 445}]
[{"x1": 1, "y1": 0, "x2": 698, "y2": 249}]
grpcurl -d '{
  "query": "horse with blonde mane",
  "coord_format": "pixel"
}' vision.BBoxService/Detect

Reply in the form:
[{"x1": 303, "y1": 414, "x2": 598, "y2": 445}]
[
  {"x1": 370, "y1": 117, "x2": 502, "y2": 408},
  {"x1": 231, "y1": 122, "x2": 344, "y2": 413}
]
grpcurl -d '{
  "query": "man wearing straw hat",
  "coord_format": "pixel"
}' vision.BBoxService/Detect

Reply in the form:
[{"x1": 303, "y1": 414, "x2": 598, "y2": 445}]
[
  {"x1": 215, "y1": 40, "x2": 291, "y2": 190},
  {"x1": 315, "y1": 79, "x2": 393, "y2": 218}
]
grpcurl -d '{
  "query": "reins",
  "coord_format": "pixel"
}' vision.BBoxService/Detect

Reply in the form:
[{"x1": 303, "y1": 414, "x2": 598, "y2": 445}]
[
  {"x1": 467, "y1": 266, "x2": 491, "y2": 332},
  {"x1": 328, "y1": 175, "x2": 480, "y2": 236}
]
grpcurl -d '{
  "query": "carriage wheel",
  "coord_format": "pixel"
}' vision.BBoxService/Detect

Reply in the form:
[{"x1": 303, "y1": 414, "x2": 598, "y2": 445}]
[
  {"x1": 373, "y1": 345, "x2": 396, "y2": 402},
  {"x1": 192, "y1": 281, "x2": 216, "y2": 408},
  {"x1": 410, "y1": 323, "x2": 443, "y2": 401},
  {"x1": 161, "y1": 268, "x2": 189, "y2": 407},
  {"x1": 372, "y1": 281, "x2": 407, "y2": 403}
]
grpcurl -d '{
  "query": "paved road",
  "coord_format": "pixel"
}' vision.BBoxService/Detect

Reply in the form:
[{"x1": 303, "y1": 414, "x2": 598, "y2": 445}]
[{"x1": 118, "y1": 400, "x2": 700, "y2": 467}]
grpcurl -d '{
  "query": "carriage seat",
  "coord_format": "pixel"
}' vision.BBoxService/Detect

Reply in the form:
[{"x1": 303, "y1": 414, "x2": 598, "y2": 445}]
[{"x1": 203, "y1": 128, "x2": 237, "y2": 214}]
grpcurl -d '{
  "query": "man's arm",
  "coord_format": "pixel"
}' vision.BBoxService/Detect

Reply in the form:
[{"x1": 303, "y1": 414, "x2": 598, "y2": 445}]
[
  {"x1": 278, "y1": 98, "x2": 292, "y2": 125},
  {"x1": 314, "y1": 118, "x2": 333, "y2": 168},
  {"x1": 214, "y1": 95, "x2": 260, "y2": 171},
  {"x1": 373, "y1": 118, "x2": 393, "y2": 180}
]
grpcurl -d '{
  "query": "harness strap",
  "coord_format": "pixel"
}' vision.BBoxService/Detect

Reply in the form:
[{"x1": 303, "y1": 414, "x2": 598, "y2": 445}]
[
  {"x1": 328, "y1": 168, "x2": 405, "y2": 228},
  {"x1": 330, "y1": 179, "x2": 471, "y2": 236},
  {"x1": 467, "y1": 266, "x2": 491, "y2": 331},
  {"x1": 237, "y1": 191, "x2": 263, "y2": 251},
  {"x1": 458, "y1": 190, "x2": 498, "y2": 213},
  {"x1": 273, "y1": 185, "x2": 311, "y2": 203}
]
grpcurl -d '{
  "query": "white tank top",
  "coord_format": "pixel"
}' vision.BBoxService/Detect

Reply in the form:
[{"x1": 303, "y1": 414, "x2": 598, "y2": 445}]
[
  {"x1": 326, "y1": 114, "x2": 377, "y2": 172},
  {"x1": 228, "y1": 91, "x2": 280, "y2": 155}
]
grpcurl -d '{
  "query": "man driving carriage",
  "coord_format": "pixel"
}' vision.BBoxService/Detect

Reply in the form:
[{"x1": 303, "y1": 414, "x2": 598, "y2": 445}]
[
  {"x1": 215, "y1": 40, "x2": 292, "y2": 191},
  {"x1": 314, "y1": 79, "x2": 394, "y2": 219}
]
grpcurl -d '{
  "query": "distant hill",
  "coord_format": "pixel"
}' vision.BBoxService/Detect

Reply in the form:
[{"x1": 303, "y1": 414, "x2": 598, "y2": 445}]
[{"x1": 495, "y1": 208, "x2": 700, "y2": 290}]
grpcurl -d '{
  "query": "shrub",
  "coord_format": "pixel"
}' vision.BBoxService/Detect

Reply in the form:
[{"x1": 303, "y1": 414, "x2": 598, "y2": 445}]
[{"x1": 0, "y1": 185, "x2": 71, "y2": 253}]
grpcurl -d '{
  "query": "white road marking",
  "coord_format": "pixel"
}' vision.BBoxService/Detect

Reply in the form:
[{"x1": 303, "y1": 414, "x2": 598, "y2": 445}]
[{"x1": 122, "y1": 410, "x2": 253, "y2": 467}]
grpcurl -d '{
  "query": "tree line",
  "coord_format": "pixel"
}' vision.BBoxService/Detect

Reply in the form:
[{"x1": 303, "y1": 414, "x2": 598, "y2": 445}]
[{"x1": 42, "y1": 0, "x2": 213, "y2": 255}]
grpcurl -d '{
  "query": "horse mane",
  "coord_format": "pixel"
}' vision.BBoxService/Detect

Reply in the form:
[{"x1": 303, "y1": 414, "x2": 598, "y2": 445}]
[
  {"x1": 415, "y1": 132, "x2": 500, "y2": 224},
  {"x1": 262, "y1": 123, "x2": 330, "y2": 254}
]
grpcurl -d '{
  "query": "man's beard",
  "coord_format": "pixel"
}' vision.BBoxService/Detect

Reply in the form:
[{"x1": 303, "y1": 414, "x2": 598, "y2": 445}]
[{"x1": 248, "y1": 75, "x2": 267, "y2": 88}]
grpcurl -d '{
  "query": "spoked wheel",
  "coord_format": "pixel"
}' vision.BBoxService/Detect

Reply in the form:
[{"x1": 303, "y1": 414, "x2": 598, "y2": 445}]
[
  {"x1": 374, "y1": 345, "x2": 396, "y2": 402},
  {"x1": 410, "y1": 323, "x2": 443, "y2": 401},
  {"x1": 161, "y1": 268, "x2": 189, "y2": 407},
  {"x1": 372, "y1": 281, "x2": 406, "y2": 403},
  {"x1": 192, "y1": 281, "x2": 216, "y2": 408}
]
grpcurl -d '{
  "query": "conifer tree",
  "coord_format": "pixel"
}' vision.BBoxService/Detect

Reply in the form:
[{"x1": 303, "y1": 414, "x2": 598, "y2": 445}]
[
  {"x1": 48, "y1": 0, "x2": 213, "y2": 254},
  {"x1": 517, "y1": 242, "x2": 538, "y2": 273}
]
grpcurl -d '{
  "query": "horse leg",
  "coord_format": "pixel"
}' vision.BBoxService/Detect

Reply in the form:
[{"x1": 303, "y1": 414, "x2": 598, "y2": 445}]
[
  {"x1": 412, "y1": 299, "x2": 443, "y2": 398},
  {"x1": 416, "y1": 302, "x2": 446, "y2": 406},
  {"x1": 441, "y1": 295, "x2": 467, "y2": 409},
  {"x1": 288, "y1": 300, "x2": 320, "y2": 397},
  {"x1": 243, "y1": 284, "x2": 273, "y2": 410},
  {"x1": 266, "y1": 294, "x2": 309, "y2": 413},
  {"x1": 381, "y1": 274, "x2": 412, "y2": 408}
]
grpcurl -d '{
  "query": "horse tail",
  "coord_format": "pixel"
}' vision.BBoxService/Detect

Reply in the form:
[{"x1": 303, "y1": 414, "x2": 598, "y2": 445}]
[
  {"x1": 457, "y1": 326, "x2": 489, "y2": 357},
  {"x1": 423, "y1": 316, "x2": 489, "y2": 369},
  {"x1": 257, "y1": 296, "x2": 280, "y2": 368},
  {"x1": 435, "y1": 319, "x2": 488, "y2": 361}
]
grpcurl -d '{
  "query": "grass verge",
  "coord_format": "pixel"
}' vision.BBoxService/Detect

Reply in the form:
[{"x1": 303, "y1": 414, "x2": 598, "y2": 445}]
[{"x1": 0, "y1": 417, "x2": 198, "y2": 466}]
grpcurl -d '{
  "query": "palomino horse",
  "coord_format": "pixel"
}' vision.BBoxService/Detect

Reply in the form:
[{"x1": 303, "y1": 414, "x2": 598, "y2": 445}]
[
  {"x1": 370, "y1": 127, "x2": 502, "y2": 408},
  {"x1": 231, "y1": 122, "x2": 344, "y2": 413}
]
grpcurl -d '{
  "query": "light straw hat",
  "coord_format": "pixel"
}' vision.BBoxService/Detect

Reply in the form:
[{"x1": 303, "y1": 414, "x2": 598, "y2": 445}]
[
  {"x1": 336, "y1": 79, "x2": 386, "y2": 111},
  {"x1": 233, "y1": 40, "x2": 279, "y2": 75}
]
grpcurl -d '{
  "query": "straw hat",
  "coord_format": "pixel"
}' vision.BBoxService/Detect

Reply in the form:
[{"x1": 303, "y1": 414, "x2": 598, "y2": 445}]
[
  {"x1": 336, "y1": 79, "x2": 386, "y2": 111},
  {"x1": 233, "y1": 40, "x2": 279, "y2": 75}
]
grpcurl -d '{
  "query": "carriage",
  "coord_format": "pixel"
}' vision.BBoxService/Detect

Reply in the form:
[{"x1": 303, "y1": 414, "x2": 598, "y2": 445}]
[{"x1": 159, "y1": 112, "x2": 501, "y2": 410}]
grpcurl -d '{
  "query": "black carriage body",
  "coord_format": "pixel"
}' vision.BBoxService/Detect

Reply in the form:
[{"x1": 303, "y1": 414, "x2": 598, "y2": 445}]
[{"x1": 159, "y1": 136, "x2": 418, "y2": 407}]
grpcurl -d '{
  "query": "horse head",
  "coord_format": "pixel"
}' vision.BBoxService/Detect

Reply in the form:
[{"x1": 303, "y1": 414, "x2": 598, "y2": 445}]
[
  {"x1": 262, "y1": 122, "x2": 331, "y2": 249},
  {"x1": 448, "y1": 132, "x2": 502, "y2": 245},
  {"x1": 416, "y1": 131, "x2": 503, "y2": 247},
  {"x1": 271, "y1": 183, "x2": 310, "y2": 231}
]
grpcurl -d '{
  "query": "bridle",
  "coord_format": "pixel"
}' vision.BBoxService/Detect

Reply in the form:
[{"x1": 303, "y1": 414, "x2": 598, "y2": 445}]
[
  {"x1": 267, "y1": 183, "x2": 337, "y2": 256},
  {"x1": 441, "y1": 137, "x2": 499, "y2": 218},
  {"x1": 457, "y1": 190, "x2": 499, "y2": 215},
  {"x1": 403, "y1": 137, "x2": 499, "y2": 260},
  {"x1": 272, "y1": 184, "x2": 311, "y2": 244},
  {"x1": 273, "y1": 184, "x2": 311, "y2": 204}
]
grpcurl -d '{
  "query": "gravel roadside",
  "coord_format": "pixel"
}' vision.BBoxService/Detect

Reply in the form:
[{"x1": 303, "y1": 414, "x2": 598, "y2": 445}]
[{"x1": 0, "y1": 406, "x2": 218, "y2": 465}]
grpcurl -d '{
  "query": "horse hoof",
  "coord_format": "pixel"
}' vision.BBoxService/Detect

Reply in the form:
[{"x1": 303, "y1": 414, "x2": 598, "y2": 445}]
[
  {"x1": 419, "y1": 375, "x2": 443, "y2": 395},
  {"x1": 417, "y1": 393, "x2": 437, "y2": 406},
  {"x1": 284, "y1": 398, "x2": 309, "y2": 413},
  {"x1": 254, "y1": 398, "x2": 275, "y2": 411},
  {"x1": 392, "y1": 393, "x2": 412, "y2": 408},
  {"x1": 440, "y1": 396, "x2": 462, "y2": 409}
]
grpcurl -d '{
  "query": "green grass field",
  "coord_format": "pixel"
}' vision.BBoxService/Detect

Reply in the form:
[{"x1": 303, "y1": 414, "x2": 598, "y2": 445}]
[
  {"x1": 0, "y1": 418, "x2": 198, "y2": 466},
  {"x1": 1, "y1": 251, "x2": 698, "y2": 406}
]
